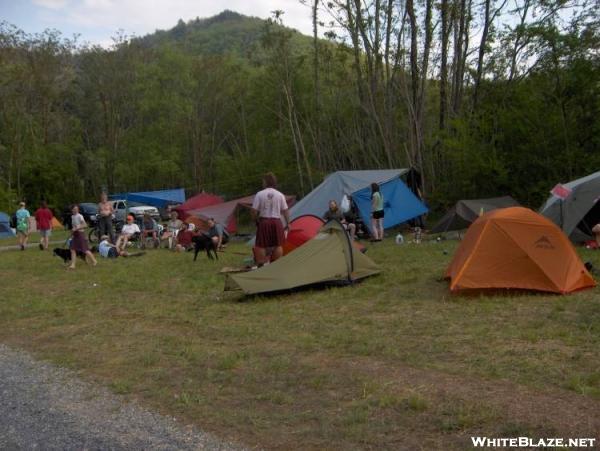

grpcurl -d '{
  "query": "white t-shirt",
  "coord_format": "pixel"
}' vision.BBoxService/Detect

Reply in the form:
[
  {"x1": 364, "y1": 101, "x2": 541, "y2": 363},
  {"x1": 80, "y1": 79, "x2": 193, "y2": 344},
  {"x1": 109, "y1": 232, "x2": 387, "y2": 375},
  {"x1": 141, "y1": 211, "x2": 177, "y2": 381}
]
[
  {"x1": 98, "y1": 240, "x2": 112, "y2": 258},
  {"x1": 71, "y1": 213, "x2": 85, "y2": 230},
  {"x1": 252, "y1": 188, "x2": 288, "y2": 219},
  {"x1": 121, "y1": 223, "x2": 140, "y2": 235}
]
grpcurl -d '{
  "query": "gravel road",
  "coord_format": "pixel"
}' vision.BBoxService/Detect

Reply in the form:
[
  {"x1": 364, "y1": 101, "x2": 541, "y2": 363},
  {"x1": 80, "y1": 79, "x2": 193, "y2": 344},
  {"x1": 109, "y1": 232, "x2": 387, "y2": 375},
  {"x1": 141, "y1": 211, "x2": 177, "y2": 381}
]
[{"x1": 0, "y1": 344, "x2": 243, "y2": 450}]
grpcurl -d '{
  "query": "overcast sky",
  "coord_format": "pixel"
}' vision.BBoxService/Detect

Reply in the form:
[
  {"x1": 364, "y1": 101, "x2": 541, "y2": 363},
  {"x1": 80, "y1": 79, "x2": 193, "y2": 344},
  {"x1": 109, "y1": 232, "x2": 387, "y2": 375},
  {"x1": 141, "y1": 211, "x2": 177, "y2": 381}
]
[{"x1": 0, "y1": 0, "x2": 316, "y2": 47}]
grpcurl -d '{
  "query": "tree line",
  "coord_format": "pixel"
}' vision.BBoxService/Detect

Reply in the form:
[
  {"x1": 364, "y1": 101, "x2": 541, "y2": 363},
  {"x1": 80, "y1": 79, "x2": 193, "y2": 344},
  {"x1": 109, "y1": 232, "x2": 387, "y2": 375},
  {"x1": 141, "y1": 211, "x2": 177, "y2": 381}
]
[{"x1": 0, "y1": 3, "x2": 598, "y2": 215}]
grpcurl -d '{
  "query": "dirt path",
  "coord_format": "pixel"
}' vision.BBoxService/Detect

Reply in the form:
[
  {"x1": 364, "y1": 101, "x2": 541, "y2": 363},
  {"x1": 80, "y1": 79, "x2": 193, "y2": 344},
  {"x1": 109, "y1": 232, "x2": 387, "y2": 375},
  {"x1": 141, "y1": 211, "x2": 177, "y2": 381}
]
[{"x1": 0, "y1": 344, "x2": 243, "y2": 450}]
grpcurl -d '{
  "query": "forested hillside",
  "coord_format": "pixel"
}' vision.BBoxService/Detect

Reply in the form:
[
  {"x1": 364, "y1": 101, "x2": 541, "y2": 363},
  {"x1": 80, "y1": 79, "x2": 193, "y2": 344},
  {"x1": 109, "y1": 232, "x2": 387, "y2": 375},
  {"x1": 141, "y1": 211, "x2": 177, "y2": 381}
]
[{"x1": 0, "y1": 4, "x2": 598, "y2": 214}]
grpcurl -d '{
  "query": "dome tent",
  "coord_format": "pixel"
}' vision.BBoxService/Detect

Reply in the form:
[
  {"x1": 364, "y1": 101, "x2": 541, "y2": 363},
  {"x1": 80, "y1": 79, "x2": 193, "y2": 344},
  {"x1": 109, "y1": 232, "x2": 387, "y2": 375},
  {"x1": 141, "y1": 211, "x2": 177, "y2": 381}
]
[{"x1": 446, "y1": 207, "x2": 595, "y2": 294}]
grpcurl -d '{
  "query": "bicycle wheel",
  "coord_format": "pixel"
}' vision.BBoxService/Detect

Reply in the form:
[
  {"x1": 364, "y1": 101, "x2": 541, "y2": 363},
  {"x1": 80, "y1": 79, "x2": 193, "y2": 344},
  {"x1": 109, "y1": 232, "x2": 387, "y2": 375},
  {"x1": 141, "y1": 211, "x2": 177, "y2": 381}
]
[{"x1": 88, "y1": 228, "x2": 99, "y2": 243}]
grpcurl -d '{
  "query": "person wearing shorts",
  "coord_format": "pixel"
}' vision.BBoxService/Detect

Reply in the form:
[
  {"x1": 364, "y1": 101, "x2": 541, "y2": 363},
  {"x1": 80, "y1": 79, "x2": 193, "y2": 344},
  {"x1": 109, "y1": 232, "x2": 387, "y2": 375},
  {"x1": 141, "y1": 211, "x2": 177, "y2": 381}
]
[
  {"x1": 15, "y1": 202, "x2": 30, "y2": 251},
  {"x1": 98, "y1": 235, "x2": 135, "y2": 258},
  {"x1": 99, "y1": 235, "x2": 120, "y2": 258},
  {"x1": 371, "y1": 183, "x2": 384, "y2": 241},
  {"x1": 251, "y1": 172, "x2": 290, "y2": 265},
  {"x1": 161, "y1": 211, "x2": 182, "y2": 249},
  {"x1": 34, "y1": 200, "x2": 53, "y2": 250},
  {"x1": 116, "y1": 215, "x2": 141, "y2": 252},
  {"x1": 205, "y1": 217, "x2": 229, "y2": 250}
]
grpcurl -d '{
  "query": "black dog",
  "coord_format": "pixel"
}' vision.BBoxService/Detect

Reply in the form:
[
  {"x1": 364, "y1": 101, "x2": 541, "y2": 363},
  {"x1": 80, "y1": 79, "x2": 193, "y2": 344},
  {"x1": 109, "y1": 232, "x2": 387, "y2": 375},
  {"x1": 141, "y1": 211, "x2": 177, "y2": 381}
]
[
  {"x1": 192, "y1": 234, "x2": 218, "y2": 261},
  {"x1": 53, "y1": 247, "x2": 86, "y2": 263}
]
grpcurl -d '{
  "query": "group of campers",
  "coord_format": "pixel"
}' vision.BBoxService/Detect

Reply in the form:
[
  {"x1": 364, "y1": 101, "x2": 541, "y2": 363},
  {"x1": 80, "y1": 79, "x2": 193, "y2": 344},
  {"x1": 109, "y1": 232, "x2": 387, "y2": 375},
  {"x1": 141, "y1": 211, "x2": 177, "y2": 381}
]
[
  {"x1": 8, "y1": 169, "x2": 600, "y2": 297},
  {"x1": 10, "y1": 173, "x2": 388, "y2": 270}
]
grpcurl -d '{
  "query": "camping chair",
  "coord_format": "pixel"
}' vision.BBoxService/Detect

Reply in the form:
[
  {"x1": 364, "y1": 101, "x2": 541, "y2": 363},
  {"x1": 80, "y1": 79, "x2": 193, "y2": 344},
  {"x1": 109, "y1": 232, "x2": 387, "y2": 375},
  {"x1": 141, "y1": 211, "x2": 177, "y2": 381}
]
[{"x1": 140, "y1": 219, "x2": 161, "y2": 249}]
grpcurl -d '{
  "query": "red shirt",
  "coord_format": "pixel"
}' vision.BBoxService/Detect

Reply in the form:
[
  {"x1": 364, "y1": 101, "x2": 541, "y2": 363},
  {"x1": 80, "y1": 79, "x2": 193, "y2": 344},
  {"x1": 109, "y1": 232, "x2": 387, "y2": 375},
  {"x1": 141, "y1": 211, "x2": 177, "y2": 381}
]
[
  {"x1": 35, "y1": 208, "x2": 53, "y2": 230},
  {"x1": 177, "y1": 230, "x2": 194, "y2": 247}
]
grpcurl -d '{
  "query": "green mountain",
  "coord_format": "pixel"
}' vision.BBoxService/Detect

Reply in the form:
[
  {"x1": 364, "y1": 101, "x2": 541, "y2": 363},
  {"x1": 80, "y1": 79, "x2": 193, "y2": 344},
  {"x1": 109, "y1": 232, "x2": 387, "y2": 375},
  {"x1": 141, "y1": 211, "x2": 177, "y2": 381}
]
[{"x1": 135, "y1": 10, "x2": 313, "y2": 57}]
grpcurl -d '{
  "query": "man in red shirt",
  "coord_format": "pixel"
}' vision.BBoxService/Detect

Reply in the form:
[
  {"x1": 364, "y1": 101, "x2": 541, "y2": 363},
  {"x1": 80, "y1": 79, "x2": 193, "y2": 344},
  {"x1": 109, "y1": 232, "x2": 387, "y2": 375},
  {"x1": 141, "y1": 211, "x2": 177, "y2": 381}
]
[{"x1": 34, "y1": 200, "x2": 53, "y2": 250}]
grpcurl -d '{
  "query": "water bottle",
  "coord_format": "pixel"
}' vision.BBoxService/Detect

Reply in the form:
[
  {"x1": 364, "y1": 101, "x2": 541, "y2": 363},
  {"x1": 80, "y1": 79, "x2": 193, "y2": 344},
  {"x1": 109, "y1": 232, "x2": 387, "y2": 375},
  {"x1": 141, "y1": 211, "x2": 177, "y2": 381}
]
[{"x1": 414, "y1": 227, "x2": 422, "y2": 244}]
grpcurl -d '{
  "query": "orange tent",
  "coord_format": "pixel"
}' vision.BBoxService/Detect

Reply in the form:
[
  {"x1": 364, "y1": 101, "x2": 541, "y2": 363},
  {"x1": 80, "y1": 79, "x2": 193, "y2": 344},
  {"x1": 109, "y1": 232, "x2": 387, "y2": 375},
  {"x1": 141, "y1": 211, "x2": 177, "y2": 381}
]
[
  {"x1": 51, "y1": 217, "x2": 63, "y2": 230},
  {"x1": 446, "y1": 207, "x2": 596, "y2": 294}
]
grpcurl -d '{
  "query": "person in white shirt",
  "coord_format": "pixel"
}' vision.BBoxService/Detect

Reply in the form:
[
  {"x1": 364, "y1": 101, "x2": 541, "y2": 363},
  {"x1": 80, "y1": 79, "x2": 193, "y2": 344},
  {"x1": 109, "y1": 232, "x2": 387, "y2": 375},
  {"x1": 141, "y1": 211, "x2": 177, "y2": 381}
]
[
  {"x1": 161, "y1": 211, "x2": 183, "y2": 249},
  {"x1": 99, "y1": 235, "x2": 120, "y2": 258},
  {"x1": 69, "y1": 205, "x2": 97, "y2": 269},
  {"x1": 251, "y1": 172, "x2": 290, "y2": 266},
  {"x1": 116, "y1": 215, "x2": 140, "y2": 251},
  {"x1": 99, "y1": 235, "x2": 137, "y2": 258}
]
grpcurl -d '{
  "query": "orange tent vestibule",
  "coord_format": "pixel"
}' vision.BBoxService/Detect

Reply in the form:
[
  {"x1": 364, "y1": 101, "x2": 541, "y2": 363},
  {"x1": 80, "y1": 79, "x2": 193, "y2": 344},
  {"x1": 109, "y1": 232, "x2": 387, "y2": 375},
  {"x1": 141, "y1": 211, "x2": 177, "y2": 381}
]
[{"x1": 445, "y1": 207, "x2": 596, "y2": 294}]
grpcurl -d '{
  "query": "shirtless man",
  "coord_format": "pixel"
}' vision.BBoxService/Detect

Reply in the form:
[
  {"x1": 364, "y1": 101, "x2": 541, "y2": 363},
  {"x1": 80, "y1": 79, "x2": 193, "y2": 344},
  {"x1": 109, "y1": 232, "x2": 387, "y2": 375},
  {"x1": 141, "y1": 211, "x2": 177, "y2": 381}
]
[{"x1": 98, "y1": 193, "x2": 115, "y2": 243}]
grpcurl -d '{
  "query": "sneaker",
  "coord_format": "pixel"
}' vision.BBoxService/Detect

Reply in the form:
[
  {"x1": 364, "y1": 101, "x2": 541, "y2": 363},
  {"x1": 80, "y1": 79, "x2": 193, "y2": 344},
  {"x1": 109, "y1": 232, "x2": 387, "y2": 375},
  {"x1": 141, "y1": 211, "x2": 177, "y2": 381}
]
[
  {"x1": 20, "y1": 244, "x2": 25, "y2": 251},
  {"x1": 39, "y1": 243, "x2": 44, "y2": 250}
]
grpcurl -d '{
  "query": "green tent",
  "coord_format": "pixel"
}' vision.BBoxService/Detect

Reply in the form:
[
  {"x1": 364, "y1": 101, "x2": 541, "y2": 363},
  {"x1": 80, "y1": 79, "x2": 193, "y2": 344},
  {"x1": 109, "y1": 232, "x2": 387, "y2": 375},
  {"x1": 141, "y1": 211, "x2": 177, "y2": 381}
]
[{"x1": 225, "y1": 221, "x2": 381, "y2": 295}]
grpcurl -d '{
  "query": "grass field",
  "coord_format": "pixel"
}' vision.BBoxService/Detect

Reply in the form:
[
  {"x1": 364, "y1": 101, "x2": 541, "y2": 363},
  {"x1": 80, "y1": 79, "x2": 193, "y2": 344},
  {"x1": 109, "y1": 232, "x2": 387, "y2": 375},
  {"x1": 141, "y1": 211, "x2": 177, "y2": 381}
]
[{"x1": 1, "y1": 233, "x2": 599, "y2": 449}]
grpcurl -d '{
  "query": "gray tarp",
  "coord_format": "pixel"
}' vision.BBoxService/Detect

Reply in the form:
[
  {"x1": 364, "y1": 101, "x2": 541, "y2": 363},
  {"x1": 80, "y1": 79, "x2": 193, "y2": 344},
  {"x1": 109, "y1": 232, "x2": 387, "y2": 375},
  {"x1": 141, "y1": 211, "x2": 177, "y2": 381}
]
[
  {"x1": 290, "y1": 169, "x2": 409, "y2": 220},
  {"x1": 431, "y1": 196, "x2": 520, "y2": 233},
  {"x1": 539, "y1": 170, "x2": 600, "y2": 240}
]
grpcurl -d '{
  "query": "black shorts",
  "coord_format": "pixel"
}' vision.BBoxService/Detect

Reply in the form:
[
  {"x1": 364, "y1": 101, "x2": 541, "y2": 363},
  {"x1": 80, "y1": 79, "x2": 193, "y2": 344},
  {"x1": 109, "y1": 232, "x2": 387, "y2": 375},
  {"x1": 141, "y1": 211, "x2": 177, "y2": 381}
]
[{"x1": 373, "y1": 210, "x2": 385, "y2": 220}]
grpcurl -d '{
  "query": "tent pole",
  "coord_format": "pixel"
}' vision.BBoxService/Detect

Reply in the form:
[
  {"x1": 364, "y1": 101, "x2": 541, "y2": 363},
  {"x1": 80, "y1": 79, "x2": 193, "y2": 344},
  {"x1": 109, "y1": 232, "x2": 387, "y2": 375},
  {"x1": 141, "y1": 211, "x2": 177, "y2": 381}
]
[{"x1": 560, "y1": 199, "x2": 563, "y2": 231}]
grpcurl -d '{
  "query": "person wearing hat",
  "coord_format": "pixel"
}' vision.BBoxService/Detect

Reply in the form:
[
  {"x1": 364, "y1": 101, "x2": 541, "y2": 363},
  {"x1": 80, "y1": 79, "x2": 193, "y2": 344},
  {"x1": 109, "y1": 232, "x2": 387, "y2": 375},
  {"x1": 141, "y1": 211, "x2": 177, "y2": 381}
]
[{"x1": 116, "y1": 215, "x2": 141, "y2": 252}]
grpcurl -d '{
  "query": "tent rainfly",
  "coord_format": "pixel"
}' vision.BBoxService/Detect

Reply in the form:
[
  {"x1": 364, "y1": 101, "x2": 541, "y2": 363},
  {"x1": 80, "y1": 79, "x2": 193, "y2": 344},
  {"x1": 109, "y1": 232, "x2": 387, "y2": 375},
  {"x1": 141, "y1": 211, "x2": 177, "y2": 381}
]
[
  {"x1": 289, "y1": 169, "x2": 428, "y2": 232},
  {"x1": 445, "y1": 207, "x2": 596, "y2": 294},
  {"x1": 282, "y1": 214, "x2": 324, "y2": 255},
  {"x1": 431, "y1": 196, "x2": 520, "y2": 233},
  {"x1": 173, "y1": 192, "x2": 224, "y2": 220},
  {"x1": 188, "y1": 194, "x2": 296, "y2": 234},
  {"x1": 0, "y1": 212, "x2": 15, "y2": 238},
  {"x1": 539, "y1": 170, "x2": 600, "y2": 241},
  {"x1": 225, "y1": 220, "x2": 381, "y2": 295}
]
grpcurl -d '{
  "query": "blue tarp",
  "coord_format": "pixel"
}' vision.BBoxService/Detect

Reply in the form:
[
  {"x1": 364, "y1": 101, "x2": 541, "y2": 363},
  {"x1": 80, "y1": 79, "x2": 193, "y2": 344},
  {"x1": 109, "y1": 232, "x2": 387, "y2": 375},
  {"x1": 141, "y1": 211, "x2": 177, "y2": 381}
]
[
  {"x1": 0, "y1": 211, "x2": 15, "y2": 238},
  {"x1": 109, "y1": 189, "x2": 185, "y2": 208},
  {"x1": 353, "y1": 178, "x2": 428, "y2": 232},
  {"x1": 289, "y1": 169, "x2": 428, "y2": 231}
]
